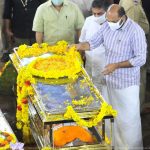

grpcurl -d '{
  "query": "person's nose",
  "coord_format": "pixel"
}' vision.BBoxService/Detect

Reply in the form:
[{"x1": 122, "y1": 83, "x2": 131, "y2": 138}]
[{"x1": 95, "y1": 14, "x2": 100, "y2": 17}]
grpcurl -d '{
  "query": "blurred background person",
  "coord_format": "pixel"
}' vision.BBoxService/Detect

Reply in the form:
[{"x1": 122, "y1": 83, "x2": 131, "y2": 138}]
[
  {"x1": 114, "y1": 0, "x2": 119, "y2": 3},
  {"x1": 79, "y1": 0, "x2": 113, "y2": 91},
  {"x1": 33, "y1": 0, "x2": 84, "y2": 45},
  {"x1": 70, "y1": 0, "x2": 93, "y2": 17},
  {"x1": 1, "y1": 0, "x2": 47, "y2": 62},
  {"x1": 70, "y1": 0, "x2": 114, "y2": 17},
  {"x1": 0, "y1": 0, "x2": 4, "y2": 53},
  {"x1": 142, "y1": 0, "x2": 150, "y2": 75}
]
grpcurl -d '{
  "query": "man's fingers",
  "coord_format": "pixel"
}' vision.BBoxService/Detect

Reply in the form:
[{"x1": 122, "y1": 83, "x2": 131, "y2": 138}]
[
  {"x1": 102, "y1": 67, "x2": 113, "y2": 75},
  {"x1": 102, "y1": 68, "x2": 109, "y2": 75}
]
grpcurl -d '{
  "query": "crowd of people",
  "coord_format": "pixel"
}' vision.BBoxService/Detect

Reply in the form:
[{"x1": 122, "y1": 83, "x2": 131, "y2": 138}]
[{"x1": 0, "y1": 0, "x2": 150, "y2": 149}]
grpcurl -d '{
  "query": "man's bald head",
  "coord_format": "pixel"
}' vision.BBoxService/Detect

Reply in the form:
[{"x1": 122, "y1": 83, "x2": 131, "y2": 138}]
[{"x1": 106, "y1": 4, "x2": 126, "y2": 22}]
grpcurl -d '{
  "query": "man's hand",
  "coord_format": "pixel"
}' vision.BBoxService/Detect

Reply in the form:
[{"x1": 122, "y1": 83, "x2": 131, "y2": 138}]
[
  {"x1": 102, "y1": 63, "x2": 119, "y2": 75},
  {"x1": 69, "y1": 43, "x2": 90, "y2": 51},
  {"x1": 70, "y1": 44, "x2": 80, "y2": 50}
]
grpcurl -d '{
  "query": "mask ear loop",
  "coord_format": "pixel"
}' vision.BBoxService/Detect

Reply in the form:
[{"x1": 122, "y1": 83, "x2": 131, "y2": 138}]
[
  {"x1": 119, "y1": 16, "x2": 126, "y2": 28},
  {"x1": 119, "y1": 18, "x2": 123, "y2": 25}
]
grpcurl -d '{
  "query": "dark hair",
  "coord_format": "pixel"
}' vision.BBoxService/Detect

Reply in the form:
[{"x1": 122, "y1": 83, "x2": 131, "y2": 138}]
[
  {"x1": 118, "y1": 6, "x2": 126, "y2": 17},
  {"x1": 92, "y1": 0, "x2": 113, "y2": 11}
]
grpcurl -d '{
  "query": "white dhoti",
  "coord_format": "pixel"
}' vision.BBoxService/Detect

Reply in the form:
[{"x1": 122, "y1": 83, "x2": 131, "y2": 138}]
[{"x1": 102, "y1": 85, "x2": 143, "y2": 150}]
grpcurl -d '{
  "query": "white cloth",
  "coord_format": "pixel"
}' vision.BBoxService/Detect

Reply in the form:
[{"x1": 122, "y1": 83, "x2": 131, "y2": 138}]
[
  {"x1": 102, "y1": 85, "x2": 143, "y2": 150},
  {"x1": 79, "y1": 15, "x2": 106, "y2": 90}
]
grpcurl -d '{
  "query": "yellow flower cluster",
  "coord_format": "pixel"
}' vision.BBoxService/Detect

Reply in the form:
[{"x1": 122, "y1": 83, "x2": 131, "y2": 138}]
[
  {"x1": 64, "y1": 102, "x2": 117, "y2": 127},
  {"x1": 0, "y1": 131, "x2": 16, "y2": 150},
  {"x1": 16, "y1": 40, "x2": 68, "y2": 58},
  {"x1": 16, "y1": 67, "x2": 35, "y2": 143},
  {"x1": 27, "y1": 50, "x2": 81, "y2": 79},
  {"x1": 72, "y1": 96, "x2": 94, "y2": 106},
  {"x1": 42, "y1": 147, "x2": 51, "y2": 150}
]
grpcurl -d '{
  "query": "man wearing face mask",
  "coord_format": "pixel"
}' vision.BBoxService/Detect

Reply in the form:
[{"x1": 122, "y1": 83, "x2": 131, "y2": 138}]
[
  {"x1": 79, "y1": 0, "x2": 113, "y2": 91},
  {"x1": 32, "y1": 0, "x2": 84, "y2": 45},
  {"x1": 74, "y1": 4, "x2": 146, "y2": 149}
]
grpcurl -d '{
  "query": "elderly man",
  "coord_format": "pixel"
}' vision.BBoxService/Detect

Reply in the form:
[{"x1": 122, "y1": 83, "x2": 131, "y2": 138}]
[
  {"x1": 32, "y1": 0, "x2": 84, "y2": 45},
  {"x1": 75, "y1": 4, "x2": 146, "y2": 149}
]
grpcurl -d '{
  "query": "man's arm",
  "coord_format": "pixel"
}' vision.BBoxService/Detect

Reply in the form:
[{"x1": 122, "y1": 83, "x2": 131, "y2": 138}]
[
  {"x1": 32, "y1": 5, "x2": 44, "y2": 42},
  {"x1": 3, "y1": 19, "x2": 14, "y2": 42},
  {"x1": 102, "y1": 61, "x2": 132, "y2": 75},
  {"x1": 129, "y1": 28, "x2": 147, "y2": 67},
  {"x1": 3, "y1": 0, "x2": 14, "y2": 43},
  {"x1": 75, "y1": 42, "x2": 90, "y2": 51},
  {"x1": 102, "y1": 26, "x2": 147, "y2": 75},
  {"x1": 36, "y1": 32, "x2": 44, "y2": 44}
]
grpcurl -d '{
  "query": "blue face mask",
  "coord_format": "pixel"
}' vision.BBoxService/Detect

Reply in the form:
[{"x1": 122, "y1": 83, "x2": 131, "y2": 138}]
[{"x1": 51, "y1": 0, "x2": 64, "y2": 6}]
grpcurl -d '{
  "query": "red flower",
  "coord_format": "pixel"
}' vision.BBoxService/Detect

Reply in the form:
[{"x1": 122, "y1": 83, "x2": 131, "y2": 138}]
[
  {"x1": 22, "y1": 98, "x2": 28, "y2": 104},
  {"x1": 25, "y1": 80, "x2": 31, "y2": 86},
  {"x1": 17, "y1": 105, "x2": 22, "y2": 111}
]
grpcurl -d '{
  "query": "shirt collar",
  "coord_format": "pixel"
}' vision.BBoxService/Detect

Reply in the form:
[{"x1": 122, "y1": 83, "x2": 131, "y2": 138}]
[
  {"x1": 47, "y1": 0, "x2": 68, "y2": 7},
  {"x1": 119, "y1": 17, "x2": 130, "y2": 31}
]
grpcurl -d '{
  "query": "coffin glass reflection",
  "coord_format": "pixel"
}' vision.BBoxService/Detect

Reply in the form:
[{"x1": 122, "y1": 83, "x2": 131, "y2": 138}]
[{"x1": 33, "y1": 75, "x2": 100, "y2": 115}]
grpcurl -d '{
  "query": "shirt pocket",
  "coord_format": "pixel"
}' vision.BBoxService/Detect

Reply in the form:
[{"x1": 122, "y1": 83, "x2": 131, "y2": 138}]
[{"x1": 61, "y1": 13, "x2": 75, "y2": 30}]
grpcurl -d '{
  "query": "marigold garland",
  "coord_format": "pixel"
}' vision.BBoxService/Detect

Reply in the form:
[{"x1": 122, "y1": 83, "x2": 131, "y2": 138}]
[
  {"x1": 15, "y1": 41, "x2": 82, "y2": 143},
  {"x1": 72, "y1": 96, "x2": 94, "y2": 106},
  {"x1": 27, "y1": 52, "x2": 81, "y2": 79},
  {"x1": 0, "y1": 131, "x2": 16, "y2": 150},
  {"x1": 64, "y1": 102, "x2": 117, "y2": 127},
  {"x1": 16, "y1": 67, "x2": 35, "y2": 143},
  {"x1": 16, "y1": 40, "x2": 68, "y2": 59}
]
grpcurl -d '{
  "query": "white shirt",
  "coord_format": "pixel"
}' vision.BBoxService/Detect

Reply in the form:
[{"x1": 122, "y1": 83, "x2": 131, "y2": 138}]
[{"x1": 79, "y1": 15, "x2": 106, "y2": 88}]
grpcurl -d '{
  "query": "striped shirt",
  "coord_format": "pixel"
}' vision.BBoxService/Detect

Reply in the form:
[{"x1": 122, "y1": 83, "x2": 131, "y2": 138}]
[{"x1": 88, "y1": 18, "x2": 147, "y2": 89}]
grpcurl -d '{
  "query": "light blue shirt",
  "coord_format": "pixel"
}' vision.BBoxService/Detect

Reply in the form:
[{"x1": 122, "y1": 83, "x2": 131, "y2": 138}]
[{"x1": 88, "y1": 18, "x2": 147, "y2": 89}]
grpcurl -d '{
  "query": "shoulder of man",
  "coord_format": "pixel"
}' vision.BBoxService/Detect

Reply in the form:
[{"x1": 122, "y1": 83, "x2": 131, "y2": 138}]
[
  {"x1": 85, "y1": 16, "x2": 93, "y2": 22},
  {"x1": 128, "y1": 18, "x2": 146, "y2": 35},
  {"x1": 36, "y1": 1, "x2": 49, "y2": 10}
]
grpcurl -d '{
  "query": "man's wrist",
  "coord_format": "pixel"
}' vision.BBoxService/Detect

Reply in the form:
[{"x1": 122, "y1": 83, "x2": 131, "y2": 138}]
[{"x1": 115, "y1": 63, "x2": 120, "y2": 69}]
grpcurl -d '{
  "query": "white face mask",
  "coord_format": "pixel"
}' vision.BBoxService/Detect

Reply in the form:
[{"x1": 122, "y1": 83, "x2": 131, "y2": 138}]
[
  {"x1": 107, "y1": 18, "x2": 123, "y2": 31},
  {"x1": 93, "y1": 13, "x2": 106, "y2": 25},
  {"x1": 51, "y1": 0, "x2": 64, "y2": 6}
]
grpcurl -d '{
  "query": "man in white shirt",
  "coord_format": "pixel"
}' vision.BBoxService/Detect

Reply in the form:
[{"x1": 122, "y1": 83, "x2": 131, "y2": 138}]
[{"x1": 79, "y1": 0, "x2": 113, "y2": 91}]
